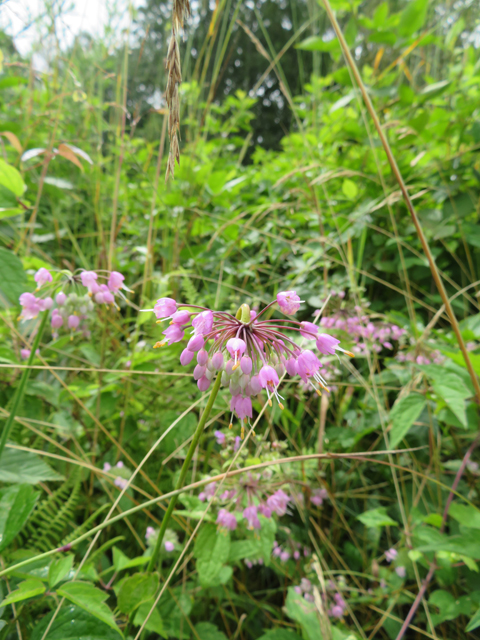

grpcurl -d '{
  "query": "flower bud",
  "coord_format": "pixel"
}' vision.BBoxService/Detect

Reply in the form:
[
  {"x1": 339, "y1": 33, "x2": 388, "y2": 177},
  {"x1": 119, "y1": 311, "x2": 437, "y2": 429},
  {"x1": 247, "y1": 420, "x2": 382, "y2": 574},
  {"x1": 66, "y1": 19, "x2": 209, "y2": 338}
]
[
  {"x1": 211, "y1": 351, "x2": 224, "y2": 371},
  {"x1": 197, "y1": 349, "x2": 208, "y2": 366},
  {"x1": 194, "y1": 364, "x2": 206, "y2": 380},
  {"x1": 197, "y1": 376, "x2": 211, "y2": 391},
  {"x1": 180, "y1": 349, "x2": 194, "y2": 366},
  {"x1": 240, "y1": 356, "x2": 252, "y2": 375},
  {"x1": 187, "y1": 334, "x2": 205, "y2": 352},
  {"x1": 68, "y1": 315, "x2": 80, "y2": 330},
  {"x1": 56, "y1": 292, "x2": 67, "y2": 306}
]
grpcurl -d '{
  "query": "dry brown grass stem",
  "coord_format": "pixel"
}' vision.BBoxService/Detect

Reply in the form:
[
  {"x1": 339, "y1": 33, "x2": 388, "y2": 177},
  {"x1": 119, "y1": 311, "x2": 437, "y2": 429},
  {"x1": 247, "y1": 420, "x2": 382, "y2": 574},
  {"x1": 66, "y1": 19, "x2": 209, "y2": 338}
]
[{"x1": 165, "y1": 0, "x2": 191, "y2": 180}]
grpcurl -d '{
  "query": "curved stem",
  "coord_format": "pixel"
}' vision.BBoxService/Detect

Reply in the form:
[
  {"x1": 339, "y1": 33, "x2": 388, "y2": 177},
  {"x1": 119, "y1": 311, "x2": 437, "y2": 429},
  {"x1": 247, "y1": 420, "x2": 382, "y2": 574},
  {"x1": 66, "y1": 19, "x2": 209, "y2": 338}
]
[
  {"x1": 146, "y1": 373, "x2": 223, "y2": 572},
  {"x1": 0, "y1": 311, "x2": 49, "y2": 458}
]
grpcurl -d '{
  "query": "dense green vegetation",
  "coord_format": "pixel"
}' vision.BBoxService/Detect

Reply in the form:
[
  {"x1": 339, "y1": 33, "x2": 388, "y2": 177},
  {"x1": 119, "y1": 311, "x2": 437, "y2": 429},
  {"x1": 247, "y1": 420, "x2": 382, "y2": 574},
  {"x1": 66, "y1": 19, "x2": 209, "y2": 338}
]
[{"x1": 1, "y1": 0, "x2": 480, "y2": 639}]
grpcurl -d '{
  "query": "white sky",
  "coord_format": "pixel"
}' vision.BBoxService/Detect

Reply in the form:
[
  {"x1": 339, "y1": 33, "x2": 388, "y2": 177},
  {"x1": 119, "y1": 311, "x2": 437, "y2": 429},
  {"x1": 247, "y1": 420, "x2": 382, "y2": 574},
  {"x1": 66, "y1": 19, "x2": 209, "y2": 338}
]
[{"x1": 1, "y1": 0, "x2": 141, "y2": 55}]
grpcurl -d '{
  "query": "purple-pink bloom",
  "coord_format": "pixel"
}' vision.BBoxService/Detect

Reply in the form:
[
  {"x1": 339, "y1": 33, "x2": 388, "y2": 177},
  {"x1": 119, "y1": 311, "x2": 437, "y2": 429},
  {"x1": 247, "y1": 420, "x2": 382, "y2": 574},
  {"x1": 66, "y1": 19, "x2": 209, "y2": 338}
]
[
  {"x1": 68, "y1": 315, "x2": 80, "y2": 330},
  {"x1": 285, "y1": 357, "x2": 298, "y2": 376},
  {"x1": 108, "y1": 271, "x2": 125, "y2": 292},
  {"x1": 197, "y1": 349, "x2": 209, "y2": 366},
  {"x1": 211, "y1": 351, "x2": 224, "y2": 371},
  {"x1": 19, "y1": 293, "x2": 42, "y2": 320},
  {"x1": 266, "y1": 489, "x2": 290, "y2": 516},
  {"x1": 171, "y1": 310, "x2": 191, "y2": 325},
  {"x1": 280, "y1": 550, "x2": 290, "y2": 562},
  {"x1": 154, "y1": 297, "x2": 177, "y2": 319},
  {"x1": 192, "y1": 310, "x2": 213, "y2": 335},
  {"x1": 385, "y1": 548, "x2": 398, "y2": 563},
  {"x1": 162, "y1": 324, "x2": 184, "y2": 345},
  {"x1": 81, "y1": 271, "x2": 99, "y2": 294},
  {"x1": 316, "y1": 333, "x2": 341, "y2": 355},
  {"x1": 259, "y1": 365, "x2": 279, "y2": 390},
  {"x1": 103, "y1": 462, "x2": 112, "y2": 472},
  {"x1": 56, "y1": 291, "x2": 67, "y2": 306},
  {"x1": 311, "y1": 488, "x2": 328, "y2": 506},
  {"x1": 20, "y1": 348, "x2": 31, "y2": 360},
  {"x1": 114, "y1": 476, "x2": 128, "y2": 490},
  {"x1": 214, "y1": 430, "x2": 225, "y2": 445},
  {"x1": 34, "y1": 268, "x2": 52, "y2": 288},
  {"x1": 226, "y1": 338, "x2": 247, "y2": 366},
  {"x1": 194, "y1": 364, "x2": 206, "y2": 380},
  {"x1": 164, "y1": 541, "x2": 175, "y2": 552},
  {"x1": 243, "y1": 505, "x2": 261, "y2": 530},
  {"x1": 250, "y1": 375, "x2": 262, "y2": 395},
  {"x1": 51, "y1": 312, "x2": 63, "y2": 329},
  {"x1": 300, "y1": 321, "x2": 318, "y2": 339},
  {"x1": 258, "y1": 504, "x2": 272, "y2": 518},
  {"x1": 187, "y1": 334, "x2": 205, "y2": 352},
  {"x1": 145, "y1": 526, "x2": 155, "y2": 540},
  {"x1": 329, "y1": 605, "x2": 344, "y2": 618},
  {"x1": 395, "y1": 566, "x2": 406, "y2": 578},
  {"x1": 39, "y1": 297, "x2": 53, "y2": 311},
  {"x1": 180, "y1": 349, "x2": 194, "y2": 366},
  {"x1": 240, "y1": 356, "x2": 252, "y2": 375},
  {"x1": 197, "y1": 376, "x2": 211, "y2": 391},
  {"x1": 235, "y1": 396, "x2": 252, "y2": 421},
  {"x1": 277, "y1": 290, "x2": 302, "y2": 315},
  {"x1": 217, "y1": 509, "x2": 237, "y2": 531}
]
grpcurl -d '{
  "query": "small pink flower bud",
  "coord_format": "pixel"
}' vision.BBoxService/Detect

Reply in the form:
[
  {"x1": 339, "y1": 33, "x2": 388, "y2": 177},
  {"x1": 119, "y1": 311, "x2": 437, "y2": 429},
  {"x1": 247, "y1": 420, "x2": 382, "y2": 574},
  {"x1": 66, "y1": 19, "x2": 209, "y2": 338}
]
[
  {"x1": 316, "y1": 334, "x2": 340, "y2": 355},
  {"x1": 197, "y1": 349, "x2": 209, "y2": 366},
  {"x1": 39, "y1": 296, "x2": 53, "y2": 311},
  {"x1": 225, "y1": 359, "x2": 234, "y2": 376},
  {"x1": 250, "y1": 375, "x2": 262, "y2": 395},
  {"x1": 81, "y1": 270, "x2": 99, "y2": 294},
  {"x1": 285, "y1": 357, "x2": 298, "y2": 376},
  {"x1": 240, "y1": 356, "x2": 252, "y2": 374},
  {"x1": 197, "y1": 376, "x2": 211, "y2": 391},
  {"x1": 187, "y1": 334, "x2": 205, "y2": 352},
  {"x1": 180, "y1": 349, "x2": 194, "y2": 366},
  {"x1": 56, "y1": 291, "x2": 66, "y2": 306},
  {"x1": 164, "y1": 541, "x2": 175, "y2": 552},
  {"x1": 211, "y1": 351, "x2": 224, "y2": 371},
  {"x1": 171, "y1": 310, "x2": 191, "y2": 325},
  {"x1": 20, "y1": 348, "x2": 31, "y2": 360},
  {"x1": 51, "y1": 313, "x2": 63, "y2": 329},
  {"x1": 194, "y1": 364, "x2": 206, "y2": 380},
  {"x1": 68, "y1": 315, "x2": 80, "y2": 330}
]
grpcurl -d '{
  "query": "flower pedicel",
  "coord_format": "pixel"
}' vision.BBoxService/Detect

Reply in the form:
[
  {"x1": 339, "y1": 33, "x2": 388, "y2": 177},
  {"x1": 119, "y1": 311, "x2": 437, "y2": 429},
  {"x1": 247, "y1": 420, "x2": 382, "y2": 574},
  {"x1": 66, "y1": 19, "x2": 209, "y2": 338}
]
[{"x1": 144, "y1": 290, "x2": 353, "y2": 436}]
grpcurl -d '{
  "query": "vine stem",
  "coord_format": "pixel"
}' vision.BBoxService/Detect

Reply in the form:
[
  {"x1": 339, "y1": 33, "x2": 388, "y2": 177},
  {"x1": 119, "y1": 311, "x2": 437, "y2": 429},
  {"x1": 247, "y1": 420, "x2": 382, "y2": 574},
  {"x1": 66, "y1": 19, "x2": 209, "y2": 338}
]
[
  {"x1": 0, "y1": 311, "x2": 49, "y2": 458},
  {"x1": 146, "y1": 373, "x2": 223, "y2": 572},
  {"x1": 321, "y1": 0, "x2": 480, "y2": 402}
]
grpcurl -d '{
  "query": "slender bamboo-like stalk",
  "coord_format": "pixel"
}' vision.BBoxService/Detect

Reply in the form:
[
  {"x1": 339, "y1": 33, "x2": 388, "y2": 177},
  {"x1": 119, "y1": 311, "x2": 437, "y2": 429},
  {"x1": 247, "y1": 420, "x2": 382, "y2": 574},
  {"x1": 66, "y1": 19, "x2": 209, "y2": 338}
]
[
  {"x1": 146, "y1": 373, "x2": 223, "y2": 571},
  {"x1": 0, "y1": 311, "x2": 48, "y2": 458},
  {"x1": 321, "y1": 0, "x2": 480, "y2": 402}
]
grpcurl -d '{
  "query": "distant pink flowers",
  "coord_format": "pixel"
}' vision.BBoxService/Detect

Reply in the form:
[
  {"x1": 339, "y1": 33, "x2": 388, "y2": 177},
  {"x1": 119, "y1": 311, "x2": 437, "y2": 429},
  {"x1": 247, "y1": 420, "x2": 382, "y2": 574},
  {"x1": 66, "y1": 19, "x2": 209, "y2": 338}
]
[
  {"x1": 18, "y1": 268, "x2": 128, "y2": 342},
  {"x1": 145, "y1": 290, "x2": 352, "y2": 432}
]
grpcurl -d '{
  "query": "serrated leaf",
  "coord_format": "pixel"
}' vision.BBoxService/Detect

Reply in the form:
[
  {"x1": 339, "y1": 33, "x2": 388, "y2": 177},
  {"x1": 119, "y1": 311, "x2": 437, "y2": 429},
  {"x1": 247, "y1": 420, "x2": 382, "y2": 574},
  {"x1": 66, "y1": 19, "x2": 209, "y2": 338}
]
[
  {"x1": 194, "y1": 523, "x2": 230, "y2": 587},
  {"x1": 358, "y1": 507, "x2": 398, "y2": 528},
  {"x1": 31, "y1": 605, "x2": 121, "y2": 640},
  {"x1": 115, "y1": 572, "x2": 159, "y2": 615},
  {"x1": 48, "y1": 555, "x2": 74, "y2": 588},
  {"x1": 0, "y1": 578, "x2": 45, "y2": 606},
  {"x1": 0, "y1": 448, "x2": 63, "y2": 484},
  {"x1": 0, "y1": 484, "x2": 38, "y2": 551},
  {"x1": 389, "y1": 393, "x2": 426, "y2": 449},
  {"x1": 57, "y1": 582, "x2": 122, "y2": 637},
  {"x1": 430, "y1": 372, "x2": 471, "y2": 428}
]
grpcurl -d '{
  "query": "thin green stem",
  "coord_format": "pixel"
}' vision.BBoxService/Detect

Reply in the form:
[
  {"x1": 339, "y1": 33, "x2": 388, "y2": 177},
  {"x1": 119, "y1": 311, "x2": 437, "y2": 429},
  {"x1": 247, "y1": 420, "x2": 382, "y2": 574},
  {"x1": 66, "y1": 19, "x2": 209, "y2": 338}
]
[
  {"x1": 146, "y1": 373, "x2": 223, "y2": 572},
  {"x1": 0, "y1": 311, "x2": 49, "y2": 458}
]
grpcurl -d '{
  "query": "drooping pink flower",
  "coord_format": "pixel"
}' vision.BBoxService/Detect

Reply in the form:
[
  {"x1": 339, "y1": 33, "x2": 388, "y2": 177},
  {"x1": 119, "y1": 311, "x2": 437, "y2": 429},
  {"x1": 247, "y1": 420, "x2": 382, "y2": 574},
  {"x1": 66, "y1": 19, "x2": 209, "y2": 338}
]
[
  {"x1": 39, "y1": 296, "x2": 53, "y2": 311},
  {"x1": 214, "y1": 430, "x2": 225, "y2": 445},
  {"x1": 34, "y1": 268, "x2": 52, "y2": 288},
  {"x1": 267, "y1": 489, "x2": 290, "y2": 516},
  {"x1": 51, "y1": 312, "x2": 63, "y2": 329},
  {"x1": 192, "y1": 310, "x2": 213, "y2": 335},
  {"x1": 277, "y1": 290, "x2": 302, "y2": 315},
  {"x1": 164, "y1": 541, "x2": 175, "y2": 552},
  {"x1": 300, "y1": 321, "x2": 318, "y2": 339},
  {"x1": 162, "y1": 324, "x2": 184, "y2": 345},
  {"x1": 226, "y1": 338, "x2": 247, "y2": 367},
  {"x1": 56, "y1": 291, "x2": 67, "y2": 306},
  {"x1": 180, "y1": 349, "x2": 194, "y2": 366},
  {"x1": 235, "y1": 396, "x2": 252, "y2": 421},
  {"x1": 20, "y1": 348, "x2": 31, "y2": 360},
  {"x1": 240, "y1": 356, "x2": 252, "y2": 375},
  {"x1": 19, "y1": 293, "x2": 42, "y2": 320},
  {"x1": 211, "y1": 351, "x2": 224, "y2": 371},
  {"x1": 316, "y1": 333, "x2": 340, "y2": 355},
  {"x1": 81, "y1": 271, "x2": 99, "y2": 294},
  {"x1": 197, "y1": 349, "x2": 209, "y2": 366},
  {"x1": 171, "y1": 310, "x2": 191, "y2": 325},
  {"x1": 193, "y1": 364, "x2": 206, "y2": 380},
  {"x1": 280, "y1": 550, "x2": 290, "y2": 562},
  {"x1": 217, "y1": 509, "x2": 237, "y2": 531},
  {"x1": 285, "y1": 357, "x2": 298, "y2": 376},
  {"x1": 68, "y1": 315, "x2": 80, "y2": 330},
  {"x1": 329, "y1": 605, "x2": 344, "y2": 618},
  {"x1": 197, "y1": 376, "x2": 211, "y2": 391},
  {"x1": 259, "y1": 365, "x2": 279, "y2": 390},
  {"x1": 187, "y1": 334, "x2": 205, "y2": 352},
  {"x1": 258, "y1": 504, "x2": 272, "y2": 518},
  {"x1": 249, "y1": 375, "x2": 262, "y2": 395},
  {"x1": 243, "y1": 505, "x2": 261, "y2": 530},
  {"x1": 311, "y1": 488, "x2": 328, "y2": 506},
  {"x1": 154, "y1": 297, "x2": 177, "y2": 319},
  {"x1": 108, "y1": 271, "x2": 125, "y2": 292}
]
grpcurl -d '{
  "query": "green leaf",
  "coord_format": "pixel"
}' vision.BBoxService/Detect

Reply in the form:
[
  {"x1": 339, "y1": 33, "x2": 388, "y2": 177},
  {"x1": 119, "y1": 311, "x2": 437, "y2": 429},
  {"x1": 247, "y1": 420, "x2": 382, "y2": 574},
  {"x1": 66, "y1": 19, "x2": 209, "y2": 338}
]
[
  {"x1": 296, "y1": 36, "x2": 340, "y2": 53},
  {"x1": 0, "y1": 184, "x2": 18, "y2": 209},
  {"x1": 284, "y1": 587, "x2": 320, "y2": 640},
  {"x1": 48, "y1": 555, "x2": 74, "y2": 588},
  {"x1": 467, "y1": 608, "x2": 480, "y2": 632},
  {"x1": 358, "y1": 507, "x2": 398, "y2": 528},
  {"x1": 0, "y1": 448, "x2": 63, "y2": 484},
  {"x1": 373, "y1": 2, "x2": 389, "y2": 27},
  {"x1": 194, "y1": 523, "x2": 230, "y2": 587},
  {"x1": 133, "y1": 601, "x2": 165, "y2": 636},
  {"x1": 195, "y1": 622, "x2": 228, "y2": 640},
  {"x1": 0, "y1": 484, "x2": 38, "y2": 552},
  {"x1": 342, "y1": 179, "x2": 358, "y2": 200},
  {"x1": 156, "y1": 588, "x2": 192, "y2": 639},
  {"x1": 32, "y1": 605, "x2": 121, "y2": 640},
  {"x1": 430, "y1": 372, "x2": 471, "y2": 427},
  {"x1": 0, "y1": 159, "x2": 25, "y2": 196},
  {"x1": 449, "y1": 503, "x2": 480, "y2": 529},
  {"x1": 0, "y1": 578, "x2": 45, "y2": 606},
  {"x1": 389, "y1": 393, "x2": 426, "y2": 449},
  {"x1": 115, "y1": 573, "x2": 159, "y2": 615},
  {"x1": 57, "y1": 582, "x2": 122, "y2": 637},
  {"x1": 0, "y1": 247, "x2": 27, "y2": 306},
  {"x1": 398, "y1": 0, "x2": 429, "y2": 37},
  {"x1": 258, "y1": 631, "x2": 303, "y2": 640}
]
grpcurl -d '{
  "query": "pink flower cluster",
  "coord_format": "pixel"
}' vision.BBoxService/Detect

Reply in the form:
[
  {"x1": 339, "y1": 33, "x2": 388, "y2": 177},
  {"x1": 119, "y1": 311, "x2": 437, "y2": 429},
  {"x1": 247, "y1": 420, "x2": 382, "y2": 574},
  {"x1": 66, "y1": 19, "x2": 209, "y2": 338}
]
[
  {"x1": 273, "y1": 539, "x2": 311, "y2": 563},
  {"x1": 294, "y1": 578, "x2": 315, "y2": 603},
  {"x1": 145, "y1": 527, "x2": 175, "y2": 552},
  {"x1": 146, "y1": 291, "x2": 352, "y2": 432},
  {"x1": 18, "y1": 268, "x2": 127, "y2": 339},
  {"x1": 318, "y1": 308, "x2": 405, "y2": 355},
  {"x1": 329, "y1": 592, "x2": 347, "y2": 618},
  {"x1": 103, "y1": 460, "x2": 129, "y2": 491},
  {"x1": 396, "y1": 350, "x2": 443, "y2": 365}
]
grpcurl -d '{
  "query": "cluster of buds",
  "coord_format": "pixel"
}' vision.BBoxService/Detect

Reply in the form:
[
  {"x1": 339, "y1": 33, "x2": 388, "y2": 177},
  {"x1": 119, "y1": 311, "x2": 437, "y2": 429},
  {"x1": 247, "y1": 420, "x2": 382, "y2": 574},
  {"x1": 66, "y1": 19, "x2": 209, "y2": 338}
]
[
  {"x1": 294, "y1": 578, "x2": 316, "y2": 603},
  {"x1": 384, "y1": 547, "x2": 406, "y2": 578},
  {"x1": 103, "y1": 460, "x2": 131, "y2": 491},
  {"x1": 18, "y1": 268, "x2": 127, "y2": 339},
  {"x1": 145, "y1": 527, "x2": 176, "y2": 552},
  {"x1": 145, "y1": 291, "x2": 352, "y2": 435},
  {"x1": 396, "y1": 349, "x2": 443, "y2": 365},
  {"x1": 273, "y1": 539, "x2": 311, "y2": 563}
]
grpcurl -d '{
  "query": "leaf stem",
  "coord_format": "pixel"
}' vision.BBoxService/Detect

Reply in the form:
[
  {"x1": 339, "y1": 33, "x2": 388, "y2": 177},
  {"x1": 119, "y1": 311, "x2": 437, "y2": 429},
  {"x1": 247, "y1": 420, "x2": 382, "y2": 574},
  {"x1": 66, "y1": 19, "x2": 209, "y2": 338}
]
[
  {"x1": 0, "y1": 311, "x2": 49, "y2": 458},
  {"x1": 146, "y1": 373, "x2": 223, "y2": 572}
]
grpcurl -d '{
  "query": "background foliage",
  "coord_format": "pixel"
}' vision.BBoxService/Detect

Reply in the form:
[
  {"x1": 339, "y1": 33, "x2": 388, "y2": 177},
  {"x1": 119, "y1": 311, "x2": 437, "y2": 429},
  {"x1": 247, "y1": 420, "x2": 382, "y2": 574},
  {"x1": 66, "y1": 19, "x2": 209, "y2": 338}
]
[{"x1": 1, "y1": 0, "x2": 480, "y2": 638}]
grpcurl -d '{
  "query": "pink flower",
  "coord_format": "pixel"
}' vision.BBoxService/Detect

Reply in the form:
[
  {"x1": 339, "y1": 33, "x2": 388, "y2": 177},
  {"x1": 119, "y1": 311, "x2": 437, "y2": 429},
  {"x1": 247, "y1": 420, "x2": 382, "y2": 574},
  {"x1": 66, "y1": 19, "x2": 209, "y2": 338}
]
[
  {"x1": 116, "y1": 461, "x2": 124, "y2": 468},
  {"x1": 171, "y1": 310, "x2": 191, "y2": 325},
  {"x1": 39, "y1": 297, "x2": 53, "y2": 311},
  {"x1": 19, "y1": 293, "x2": 42, "y2": 320},
  {"x1": 192, "y1": 310, "x2": 213, "y2": 335},
  {"x1": 297, "y1": 350, "x2": 321, "y2": 382},
  {"x1": 258, "y1": 504, "x2": 272, "y2": 518},
  {"x1": 103, "y1": 462, "x2": 112, "y2": 472},
  {"x1": 214, "y1": 430, "x2": 225, "y2": 445},
  {"x1": 395, "y1": 566, "x2": 406, "y2": 578},
  {"x1": 164, "y1": 541, "x2": 175, "y2": 552},
  {"x1": 217, "y1": 509, "x2": 237, "y2": 531},
  {"x1": 385, "y1": 548, "x2": 398, "y2": 563},
  {"x1": 266, "y1": 489, "x2": 290, "y2": 516},
  {"x1": 240, "y1": 356, "x2": 252, "y2": 375},
  {"x1": 114, "y1": 476, "x2": 128, "y2": 490},
  {"x1": 68, "y1": 315, "x2": 80, "y2": 330},
  {"x1": 51, "y1": 312, "x2": 63, "y2": 329},
  {"x1": 108, "y1": 271, "x2": 124, "y2": 292},
  {"x1": 211, "y1": 352, "x2": 224, "y2": 371},
  {"x1": 226, "y1": 338, "x2": 247, "y2": 366},
  {"x1": 249, "y1": 375, "x2": 262, "y2": 395},
  {"x1": 197, "y1": 376, "x2": 211, "y2": 391},
  {"x1": 311, "y1": 488, "x2": 328, "y2": 506},
  {"x1": 154, "y1": 297, "x2": 177, "y2": 319},
  {"x1": 280, "y1": 551, "x2": 290, "y2": 562},
  {"x1": 329, "y1": 605, "x2": 344, "y2": 618},
  {"x1": 285, "y1": 357, "x2": 298, "y2": 376},
  {"x1": 316, "y1": 334, "x2": 340, "y2": 355},
  {"x1": 162, "y1": 324, "x2": 184, "y2": 345},
  {"x1": 187, "y1": 334, "x2": 205, "y2": 352},
  {"x1": 180, "y1": 349, "x2": 194, "y2": 366},
  {"x1": 300, "y1": 321, "x2": 318, "y2": 339},
  {"x1": 235, "y1": 396, "x2": 252, "y2": 421},
  {"x1": 194, "y1": 364, "x2": 206, "y2": 380},
  {"x1": 20, "y1": 348, "x2": 31, "y2": 360},
  {"x1": 277, "y1": 290, "x2": 302, "y2": 315},
  {"x1": 145, "y1": 526, "x2": 155, "y2": 540},
  {"x1": 197, "y1": 349, "x2": 209, "y2": 366},
  {"x1": 34, "y1": 268, "x2": 52, "y2": 288},
  {"x1": 56, "y1": 292, "x2": 67, "y2": 306},
  {"x1": 243, "y1": 505, "x2": 261, "y2": 530},
  {"x1": 81, "y1": 271, "x2": 99, "y2": 294},
  {"x1": 259, "y1": 365, "x2": 279, "y2": 390}
]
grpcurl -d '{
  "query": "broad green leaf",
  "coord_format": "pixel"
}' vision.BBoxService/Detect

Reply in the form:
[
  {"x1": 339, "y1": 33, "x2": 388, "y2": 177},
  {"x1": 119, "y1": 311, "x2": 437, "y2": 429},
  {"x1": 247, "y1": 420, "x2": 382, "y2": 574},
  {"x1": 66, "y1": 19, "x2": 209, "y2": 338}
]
[
  {"x1": 467, "y1": 608, "x2": 480, "y2": 632},
  {"x1": 449, "y1": 503, "x2": 480, "y2": 529},
  {"x1": 296, "y1": 36, "x2": 340, "y2": 53},
  {"x1": 0, "y1": 184, "x2": 17, "y2": 209},
  {"x1": 115, "y1": 572, "x2": 159, "y2": 615},
  {"x1": 31, "y1": 605, "x2": 121, "y2": 640},
  {"x1": 373, "y1": 2, "x2": 389, "y2": 27},
  {"x1": 430, "y1": 372, "x2": 471, "y2": 427},
  {"x1": 389, "y1": 393, "x2": 426, "y2": 449},
  {"x1": 398, "y1": 0, "x2": 429, "y2": 37},
  {"x1": 195, "y1": 622, "x2": 228, "y2": 640},
  {"x1": 0, "y1": 247, "x2": 27, "y2": 306},
  {"x1": 156, "y1": 588, "x2": 192, "y2": 639},
  {"x1": 358, "y1": 508, "x2": 398, "y2": 528},
  {"x1": 133, "y1": 601, "x2": 165, "y2": 636},
  {"x1": 258, "y1": 631, "x2": 303, "y2": 640},
  {"x1": 0, "y1": 578, "x2": 45, "y2": 606},
  {"x1": 284, "y1": 587, "x2": 320, "y2": 640},
  {"x1": 0, "y1": 484, "x2": 38, "y2": 551},
  {"x1": 194, "y1": 523, "x2": 230, "y2": 587},
  {"x1": 342, "y1": 179, "x2": 358, "y2": 200},
  {"x1": 0, "y1": 448, "x2": 63, "y2": 484},
  {"x1": 57, "y1": 582, "x2": 122, "y2": 637},
  {"x1": 228, "y1": 540, "x2": 261, "y2": 563},
  {"x1": 0, "y1": 158, "x2": 25, "y2": 196},
  {"x1": 417, "y1": 530, "x2": 480, "y2": 559},
  {"x1": 48, "y1": 555, "x2": 74, "y2": 588}
]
